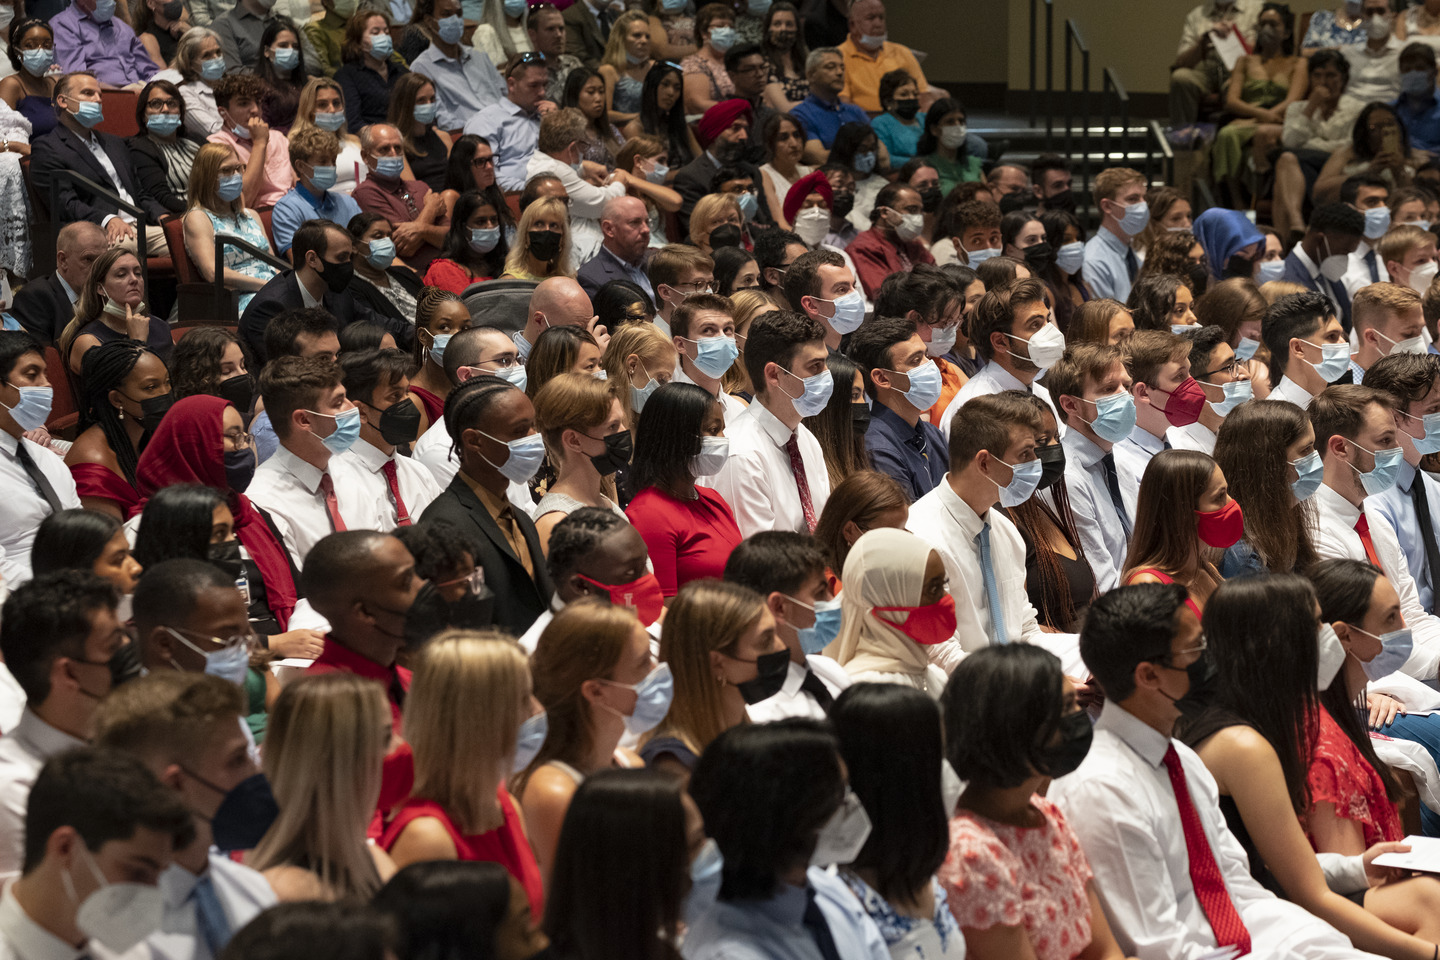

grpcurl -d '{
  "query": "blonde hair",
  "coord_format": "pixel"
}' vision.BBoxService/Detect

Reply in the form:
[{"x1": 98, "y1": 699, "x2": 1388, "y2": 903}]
[
  {"x1": 504, "y1": 197, "x2": 575, "y2": 278},
  {"x1": 58, "y1": 247, "x2": 143, "y2": 365},
  {"x1": 1091, "y1": 166, "x2": 1146, "y2": 204},
  {"x1": 603, "y1": 322, "x2": 677, "y2": 427},
  {"x1": 1377, "y1": 224, "x2": 1434, "y2": 268},
  {"x1": 407, "y1": 631, "x2": 532, "y2": 835},
  {"x1": 534, "y1": 371, "x2": 619, "y2": 464},
  {"x1": 724, "y1": 289, "x2": 777, "y2": 395},
  {"x1": 642, "y1": 579, "x2": 765, "y2": 758},
  {"x1": 1064, "y1": 298, "x2": 1131, "y2": 346},
  {"x1": 188, "y1": 142, "x2": 244, "y2": 217},
  {"x1": 94, "y1": 671, "x2": 244, "y2": 766},
  {"x1": 689, "y1": 193, "x2": 743, "y2": 247},
  {"x1": 601, "y1": 10, "x2": 650, "y2": 72},
  {"x1": 250, "y1": 674, "x2": 388, "y2": 900},
  {"x1": 1353, "y1": 281, "x2": 1424, "y2": 334},
  {"x1": 291, "y1": 77, "x2": 360, "y2": 148},
  {"x1": 1259, "y1": 279, "x2": 1309, "y2": 304},
  {"x1": 288, "y1": 126, "x2": 341, "y2": 167}
]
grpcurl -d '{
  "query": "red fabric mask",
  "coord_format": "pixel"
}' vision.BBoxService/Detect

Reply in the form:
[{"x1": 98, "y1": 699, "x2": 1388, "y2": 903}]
[
  {"x1": 1194, "y1": 498, "x2": 1245, "y2": 549},
  {"x1": 870, "y1": 594, "x2": 958, "y2": 645},
  {"x1": 1156, "y1": 376, "x2": 1207, "y2": 427},
  {"x1": 576, "y1": 571, "x2": 665, "y2": 626}
]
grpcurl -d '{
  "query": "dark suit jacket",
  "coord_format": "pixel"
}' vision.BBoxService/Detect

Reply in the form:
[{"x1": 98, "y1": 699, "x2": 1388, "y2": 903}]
[
  {"x1": 417, "y1": 475, "x2": 553, "y2": 636},
  {"x1": 238, "y1": 271, "x2": 400, "y2": 363},
  {"x1": 672, "y1": 154, "x2": 765, "y2": 238},
  {"x1": 562, "y1": 1, "x2": 607, "y2": 70},
  {"x1": 10, "y1": 274, "x2": 73, "y2": 346},
  {"x1": 1281, "y1": 249, "x2": 1352, "y2": 331},
  {"x1": 576, "y1": 245, "x2": 648, "y2": 302},
  {"x1": 31, "y1": 123, "x2": 168, "y2": 227},
  {"x1": 127, "y1": 132, "x2": 206, "y2": 217}
]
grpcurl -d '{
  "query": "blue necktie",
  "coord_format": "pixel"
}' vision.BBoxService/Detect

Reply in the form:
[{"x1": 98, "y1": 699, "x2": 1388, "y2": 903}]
[
  {"x1": 1099, "y1": 451, "x2": 1133, "y2": 539},
  {"x1": 1365, "y1": 249, "x2": 1379, "y2": 283},
  {"x1": 192, "y1": 874, "x2": 232, "y2": 957},
  {"x1": 976, "y1": 520, "x2": 1008, "y2": 645},
  {"x1": 1124, "y1": 247, "x2": 1140, "y2": 282}
]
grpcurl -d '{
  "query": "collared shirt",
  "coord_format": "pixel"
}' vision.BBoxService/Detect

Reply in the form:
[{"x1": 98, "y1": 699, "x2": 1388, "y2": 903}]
[
  {"x1": 1281, "y1": 94, "x2": 1366, "y2": 153},
  {"x1": 460, "y1": 469, "x2": 535, "y2": 577},
  {"x1": 0, "y1": 431, "x2": 80, "y2": 585},
  {"x1": 271, "y1": 184, "x2": 362, "y2": 255},
  {"x1": 1051, "y1": 700, "x2": 1361, "y2": 960},
  {"x1": 246, "y1": 445, "x2": 382, "y2": 569},
  {"x1": 77, "y1": 129, "x2": 137, "y2": 227},
  {"x1": 0, "y1": 710, "x2": 85, "y2": 882},
  {"x1": 597, "y1": 243, "x2": 654, "y2": 299},
  {"x1": 1176, "y1": 0, "x2": 1261, "y2": 55},
  {"x1": 1395, "y1": 90, "x2": 1440, "y2": 154},
  {"x1": 791, "y1": 93, "x2": 872, "y2": 150},
  {"x1": 1167, "y1": 420, "x2": 1217, "y2": 454},
  {"x1": 0, "y1": 668, "x2": 22, "y2": 738},
  {"x1": 353, "y1": 175, "x2": 444, "y2": 271},
  {"x1": 0, "y1": 878, "x2": 111, "y2": 960},
  {"x1": 1341, "y1": 238, "x2": 1389, "y2": 301},
  {"x1": 214, "y1": 3, "x2": 265, "y2": 74},
  {"x1": 1057, "y1": 428, "x2": 1135, "y2": 593},
  {"x1": 1270, "y1": 373, "x2": 1317, "y2": 410},
  {"x1": 837, "y1": 37, "x2": 930, "y2": 114},
  {"x1": 744, "y1": 656, "x2": 851, "y2": 723},
  {"x1": 907, "y1": 478, "x2": 1042, "y2": 653},
  {"x1": 1311, "y1": 480, "x2": 1440, "y2": 684},
  {"x1": 297, "y1": 275, "x2": 323, "y2": 309},
  {"x1": 938, "y1": 360, "x2": 1061, "y2": 442},
  {"x1": 1342, "y1": 37, "x2": 1403, "y2": 104},
  {"x1": 711, "y1": 400, "x2": 830, "y2": 537},
  {"x1": 55, "y1": 274, "x2": 77, "y2": 306},
  {"x1": 672, "y1": 366, "x2": 748, "y2": 431},
  {"x1": 206, "y1": 128, "x2": 296, "y2": 208},
  {"x1": 1369, "y1": 458, "x2": 1440, "y2": 611},
  {"x1": 683, "y1": 867, "x2": 890, "y2": 960},
  {"x1": 1114, "y1": 423, "x2": 1167, "y2": 505},
  {"x1": 339, "y1": 437, "x2": 444, "y2": 530},
  {"x1": 1083, "y1": 226, "x2": 1140, "y2": 302},
  {"x1": 148, "y1": 851, "x2": 276, "y2": 960},
  {"x1": 308, "y1": 637, "x2": 412, "y2": 725},
  {"x1": 410, "y1": 44, "x2": 505, "y2": 131},
  {"x1": 524, "y1": 150, "x2": 625, "y2": 266},
  {"x1": 51, "y1": 4, "x2": 157, "y2": 88},
  {"x1": 464, "y1": 98, "x2": 541, "y2": 191},
  {"x1": 864, "y1": 403, "x2": 946, "y2": 502}
]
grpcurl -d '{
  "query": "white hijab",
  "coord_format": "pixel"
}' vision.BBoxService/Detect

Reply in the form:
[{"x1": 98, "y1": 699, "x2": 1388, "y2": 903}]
[{"x1": 827, "y1": 527, "x2": 935, "y2": 677}]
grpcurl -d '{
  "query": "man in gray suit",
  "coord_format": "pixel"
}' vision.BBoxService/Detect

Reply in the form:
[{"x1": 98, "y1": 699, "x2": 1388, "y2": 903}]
[{"x1": 577, "y1": 197, "x2": 655, "y2": 303}]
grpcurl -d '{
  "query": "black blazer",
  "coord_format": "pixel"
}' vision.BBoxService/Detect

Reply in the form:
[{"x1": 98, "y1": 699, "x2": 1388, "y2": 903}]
[
  {"x1": 238, "y1": 270, "x2": 392, "y2": 362},
  {"x1": 31, "y1": 123, "x2": 168, "y2": 227},
  {"x1": 576, "y1": 246, "x2": 646, "y2": 303},
  {"x1": 351, "y1": 265, "x2": 425, "y2": 343},
  {"x1": 10, "y1": 274, "x2": 73, "y2": 346},
  {"x1": 127, "y1": 131, "x2": 206, "y2": 216},
  {"x1": 418, "y1": 475, "x2": 553, "y2": 637}
]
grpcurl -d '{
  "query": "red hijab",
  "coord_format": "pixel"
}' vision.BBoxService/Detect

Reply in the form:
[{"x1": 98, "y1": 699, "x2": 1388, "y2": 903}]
[{"x1": 135, "y1": 395, "x2": 297, "y2": 629}]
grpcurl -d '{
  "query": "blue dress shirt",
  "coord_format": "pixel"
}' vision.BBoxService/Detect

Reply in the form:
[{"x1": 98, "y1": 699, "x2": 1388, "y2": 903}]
[
  {"x1": 1369, "y1": 458, "x2": 1440, "y2": 610},
  {"x1": 410, "y1": 44, "x2": 505, "y2": 131},
  {"x1": 791, "y1": 94, "x2": 871, "y2": 150},
  {"x1": 1395, "y1": 91, "x2": 1440, "y2": 154},
  {"x1": 271, "y1": 184, "x2": 362, "y2": 255},
  {"x1": 464, "y1": 98, "x2": 541, "y2": 192},
  {"x1": 864, "y1": 403, "x2": 947, "y2": 502},
  {"x1": 1082, "y1": 226, "x2": 1139, "y2": 303}
]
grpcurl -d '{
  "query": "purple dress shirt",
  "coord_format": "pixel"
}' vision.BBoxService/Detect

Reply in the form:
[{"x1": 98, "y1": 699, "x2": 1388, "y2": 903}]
[{"x1": 52, "y1": 5, "x2": 158, "y2": 88}]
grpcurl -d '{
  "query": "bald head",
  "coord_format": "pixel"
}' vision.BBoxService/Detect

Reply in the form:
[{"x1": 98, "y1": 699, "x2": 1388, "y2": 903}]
[
  {"x1": 849, "y1": 0, "x2": 885, "y2": 41},
  {"x1": 360, "y1": 123, "x2": 405, "y2": 177},
  {"x1": 300, "y1": 530, "x2": 396, "y2": 615},
  {"x1": 600, "y1": 196, "x2": 652, "y2": 265},
  {"x1": 56, "y1": 220, "x2": 108, "y2": 290},
  {"x1": 530, "y1": 277, "x2": 596, "y2": 331}
]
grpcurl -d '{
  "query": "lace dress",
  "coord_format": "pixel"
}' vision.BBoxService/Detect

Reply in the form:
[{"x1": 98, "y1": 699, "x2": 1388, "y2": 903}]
[
  {"x1": 0, "y1": 102, "x2": 31, "y2": 277},
  {"x1": 202, "y1": 209, "x2": 280, "y2": 312},
  {"x1": 1306, "y1": 705, "x2": 1403, "y2": 850},
  {"x1": 839, "y1": 873, "x2": 966, "y2": 960}
]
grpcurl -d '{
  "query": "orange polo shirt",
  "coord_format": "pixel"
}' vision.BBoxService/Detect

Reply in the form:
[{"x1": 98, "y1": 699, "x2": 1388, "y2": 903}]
[{"x1": 838, "y1": 37, "x2": 931, "y2": 113}]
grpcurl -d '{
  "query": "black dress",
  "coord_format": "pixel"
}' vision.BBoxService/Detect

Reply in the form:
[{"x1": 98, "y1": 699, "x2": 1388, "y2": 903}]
[
  {"x1": 407, "y1": 127, "x2": 450, "y2": 193},
  {"x1": 1013, "y1": 504, "x2": 1096, "y2": 632}
]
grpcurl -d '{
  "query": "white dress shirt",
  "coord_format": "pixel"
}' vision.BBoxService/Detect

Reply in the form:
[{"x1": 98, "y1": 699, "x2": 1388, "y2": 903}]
[
  {"x1": 673, "y1": 367, "x2": 748, "y2": 427},
  {"x1": 339, "y1": 438, "x2": 444, "y2": 531},
  {"x1": 1269, "y1": 374, "x2": 1317, "y2": 410},
  {"x1": 745, "y1": 656, "x2": 851, "y2": 723},
  {"x1": 1051, "y1": 701, "x2": 1380, "y2": 960},
  {"x1": 1342, "y1": 239, "x2": 1390, "y2": 301},
  {"x1": 1167, "y1": 421, "x2": 1217, "y2": 455},
  {"x1": 1342, "y1": 36, "x2": 1403, "y2": 104},
  {"x1": 0, "y1": 710, "x2": 85, "y2": 882},
  {"x1": 410, "y1": 420, "x2": 535, "y2": 517},
  {"x1": 711, "y1": 401, "x2": 830, "y2": 538},
  {"x1": 1310, "y1": 481, "x2": 1440, "y2": 686},
  {"x1": 846, "y1": 664, "x2": 949, "y2": 699},
  {"x1": 0, "y1": 877, "x2": 147, "y2": 960},
  {"x1": 906, "y1": 479, "x2": 1041, "y2": 655},
  {"x1": 523, "y1": 151, "x2": 626, "y2": 266},
  {"x1": 0, "y1": 431, "x2": 80, "y2": 585},
  {"x1": 245, "y1": 446, "x2": 382, "y2": 568},
  {"x1": 0, "y1": 668, "x2": 22, "y2": 738},
  {"x1": 1114, "y1": 424, "x2": 1168, "y2": 505},
  {"x1": 1056, "y1": 428, "x2": 1136, "y2": 593},
  {"x1": 938, "y1": 360, "x2": 1061, "y2": 441},
  {"x1": 147, "y1": 851, "x2": 276, "y2": 960},
  {"x1": 1368, "y1": 458, "x2": 1440, "y2": 611}
]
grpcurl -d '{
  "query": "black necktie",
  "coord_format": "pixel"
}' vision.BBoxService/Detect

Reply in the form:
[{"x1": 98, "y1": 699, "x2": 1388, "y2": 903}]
[
  {"x1": 1162, "y1": 437, "x2": 1172, "y2": 451},
  {"x1": 14, "y1": 439, "x2": 62, "y2": 514},
  {"x1": 1329, "y1": 277, "x2": 1352, "y2": 330},
  {"x1": 801, "y1": 888, "x2": 843, "y2": 960},
  {"x1": 1412, "y1": 475, "x2": 1440, "y2": 615},
  {"x1": 799, "y1": 669, "x2": 834, "y2": 712},
  {"x1": 1124, "y1": 247, "x2": 1139, "y2": 282},
  {"x1": 1100, "y1": 452, "x2": 1132, "y2": 539},
  {"x1": 1365, "y1": 249, "x2": 1379, "y2": 283}
]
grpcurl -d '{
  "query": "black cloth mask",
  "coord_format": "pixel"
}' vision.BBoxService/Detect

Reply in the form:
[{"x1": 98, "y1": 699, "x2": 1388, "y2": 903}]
[
  {"x1": 589, "y1": 429, "x2": 633, "y2": 476},
  {"x1": 528, "y1": 229, "x2": 562, "y2": 262},
  {"x1": 224, "y1": 447, "x2": 256, "y2": 493}
]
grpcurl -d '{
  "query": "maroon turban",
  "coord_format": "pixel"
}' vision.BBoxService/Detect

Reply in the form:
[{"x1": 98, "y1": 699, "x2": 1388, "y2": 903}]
[
  {"x1": 784, "y1": 171, "x2": 834, "y2": 225},
  {"x1": 696, "y1": 99, "x2": 754, "y2": 149}
]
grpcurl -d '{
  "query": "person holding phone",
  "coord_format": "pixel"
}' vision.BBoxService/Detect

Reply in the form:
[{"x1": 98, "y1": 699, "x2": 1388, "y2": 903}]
[{"x1": 1314, "y1": 103, "x2": 1423, "y2": 206}]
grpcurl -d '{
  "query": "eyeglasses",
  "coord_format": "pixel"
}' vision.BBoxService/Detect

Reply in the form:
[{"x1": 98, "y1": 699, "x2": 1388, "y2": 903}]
[
  {"x1": 472, "y1": 155, "x2": 496, "y2": 167},
  {"x1": 672, "y1": 280, "x2": 714, "y2": 292},
  {"x1": 223, "y1": 429, "x2": 254, "y2": 448},
  {"x1": 166, "y1": 625, "x2": 257, "y2": 654},
  {"x1": 145, "y1": 98, "x2": 180, "y2": 111},
  {"x1": 436, "y1": 569, "x2": 486, "y2": 595},
  {"x1": 1199, "y1": 357, "x2": 1242, "y2": 379}
]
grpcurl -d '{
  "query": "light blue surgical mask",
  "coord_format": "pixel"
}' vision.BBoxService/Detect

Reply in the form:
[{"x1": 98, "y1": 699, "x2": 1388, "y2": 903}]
[
  {"x1": 312, "y1": 406, "x2": 361, "y2": 455},
  {"x1": 1235, "y1": 336, "x2": 1261, "y2": 361},
  {"x1": 685, "y1": 838, "x2": 723, "y2": 927},
  {"x1": 1255, "y1": 259, "x2": 1285, "y2": 284},
  {"x1": 1351, "y1": 624, "x2": 1415, "y2": 682},
  {"x1": 71, "y1": 100, "x2": 104, "y2": 128},
  {"x1": 1364, "y1": 205, "x2": 1392, "y2": 241},
  {"x1": 368, "y1": 32, "x2": 394, "y2": 59},
  {"x1": 785, "y1": 594, "x2": 842, "y2": 655},
  {"x1": 1199, "y1": 378, "x2": 1251, "y2": 416},
  {"x1": 1403, "y1": 69, "x2": 1435, "y2": 96},
  {"x1": 1403, "y1": 409, "x2": 1440, "y2": 455},
  {"x1": 21, "y1": 47, "x2": 53, "y2": 78},
  {"x1": 1115, "y1": 199, "x2": 1149, "y2": 236},
  {"x1": 200, "y1": 56, "x2": 226, "y2": 80},
  {"x1": 490, "y1": 363, "x2": 528, "y2": 392},
  {"x1": 708, "y1": 25, "x2": 736, "y2": 51},
  {"x1": 314, "y1": 110, "x2": 346, "y2": 131},
  {"x1": 661, "y1": 0, "x2": 685, "y2": 11},
  {"x1": 367, "y1": 236, "x2": 396, "y2": 268},
  {"x1": 0, "y1": 385, "x2": 52, "y2": 432},
  {"x1": 736, "y1": 190, "x2": 758, "y2": 220},
  {"x1": 217, "y1": 173, "x2": 244, "y2": 202},
  {"x1": 146, "y1": 113, "x2": 181, "y2": 135},
  {"x1": 1346, "y1": 439, "x2": 1404, "y2": 496},
  {"x1": 631, "y1": 361, "x2": 662, "y2": 413},
  {"x1": 1289, "y1": 449, "x2": 1324, "y2": 502},
  {"x1": 308, "y1": 164, "x2": 337, "y2": 191},
  {"x1": 230, "y1": 122, "x2": 251, "y2": 140},
  {"x1": 479, "y1": 430, "x2": 546, "y2": 484},
  {"x1": 1305, "y1": 340, "x2": 1351, "y2": 383},
  {"x1": 781, "y1": 367, "x2": 834, "y2": 417},
  {"x1": 375, "y1": 155, "x2": 405, "y2": 178},
  {"x1": 853, "y1": 150, "x2": 876, "y2": 174},
  {"x1": 993, "y1": 455, "x2": 1044, "y2": 507},
  {"x1": 598, "y1": 663, "x2": 674, "y2": 735},
  {"x1": 272, "y1": 46, "x2": 300, "y2": 70},
  {"x1": 469, "y1": 226, "x2": 501, "y2": 254},
  {"x1": 428, "y1": 332, "x2": 452, "y2": 366},
  {"x1": 413, "y1": 101, "x2": 440, "y2": 125},
  {"x1": 1081, "y1": 391, "x2": 1136, "y2": 444},
  {"x1": 817, "y1": 289, "x2": 865, "y2": 334},
  {"x1": 503, "y1": 0, "x2": 527, "y2": 16},
  {"x1": 91, "y1": 0, "x2": 116, "y2": 21},
  {"x1": 890, "y1": 359, "x2": 942, "y2": 410},
  {"x1": 512, "y1": 711, "x2": 548, "y2": 772},
  {"x1": 682, "y1": 334, "x2": 739, "y2": 379},
  {"x1": 645, "y1": 160, "x2": 669, "y2": 184},
  {"x1": 166, "y1": 628, "x2": 251, "y2": 686},
  {"x1": 1055, "y1": 240, "x2": 1084, "y2": 275},
  {"x1": 436, "y1": 13, "x2": 464, "y2": 44}
]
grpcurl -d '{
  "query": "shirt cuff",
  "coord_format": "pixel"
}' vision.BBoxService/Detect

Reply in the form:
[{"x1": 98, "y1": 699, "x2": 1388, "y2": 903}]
[
  {"x1": 101, "y1": 214, "x2": 117, "y2": 228},
  {"x1": 1317, "y1": 852, "x2": 1368, "y2": 894}
]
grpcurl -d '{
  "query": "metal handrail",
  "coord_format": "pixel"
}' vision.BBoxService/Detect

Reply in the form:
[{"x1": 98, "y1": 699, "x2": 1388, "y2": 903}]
[
  {"x1": 47, "y1": 170, "x2": 151, "y2": 289},
  {"x1": 1102, "y1": 67, "x2": 1130, "y2": 167},
  {"x1": 1148, "y1": 119, "x2": 1175, "y2": 187},
  {"x1": 1028, "y1": 0, "x2": 1054, "y2": 132},
  {"x1": 213, "y1": 233, "x2": 289, "y2": 321},
  {"x1": 1064, "y1": 18, "x2": 1090, "y2": 202}
]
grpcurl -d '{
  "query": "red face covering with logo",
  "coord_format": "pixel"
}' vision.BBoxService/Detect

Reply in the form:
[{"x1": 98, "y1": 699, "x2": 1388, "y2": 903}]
[
  {"x1": 576, "y1": 571, "x2": 665, "y2": 626},
  {"x1": 870, "y1": 594, "x2": 958, "y2": 645}
]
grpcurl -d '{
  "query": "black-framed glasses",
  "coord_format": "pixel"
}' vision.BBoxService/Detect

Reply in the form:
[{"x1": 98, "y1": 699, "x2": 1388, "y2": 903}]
[
  {"x1": 145, "y1": 98, "x2": 180, "y2": 111},
  {"x1": 472, "y1": 155, "x2": 496, "y2": 166},
  {"x1": 1199, "y1": 357, "x2": 1242, "y2": 379}
]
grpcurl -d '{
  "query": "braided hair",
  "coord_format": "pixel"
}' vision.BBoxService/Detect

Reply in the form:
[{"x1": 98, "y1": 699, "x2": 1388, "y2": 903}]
[
  {"x1": 79, "y1": 340, "x2": 159, "y2": 486},
  {"x1": 443, "y1": 374, "x2": 521, "y2": 465},
  {"x1": 414, "y1": 286, "x2": 465, "y2": 368}
]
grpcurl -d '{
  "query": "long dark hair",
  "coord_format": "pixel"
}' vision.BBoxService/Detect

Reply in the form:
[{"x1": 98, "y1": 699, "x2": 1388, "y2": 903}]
[
  {"x1": 802, "y1": 352, "x2": 868, "y2": 488},
  {"x1": 1003, "y1": 209, "x2": 1074, "y2": 331},
  {"x1": 760, "y1": 1, "x2": 806, "y2": 79},
  {"x1": 32, "y1": 509, "x2": 123, "y2": 578},
  {"x1": 1122, "y1": 448, "x2": 1221, "y2": 583},
  {"x1": 812, "y1": 470, "x2": 909, "y2": 575},
  {"x1": 439, "y1": 190, "x2": 510, "y2": 277},
  {"x1": 133, "y1": 484, "x2": 227, "y2": 569},
  {"x1": 373, "y1": 861, "x2": 515, "y2": 960},
  {"x1": 1353, "y1": 102, "x2": 1410, "y2": 163},
  {"x1": 831, "y1": 684, "x2": 949, "y2": 905},
  {"x1": 1213, "y1": 399, "x2": 1318, "y2": 573},
  {"x1": 543, "y1": 769, "x2": 687, "y2": 960},
  {"x1": 631, "y1": 382, "x2": 714, "y2": 495},
  {"x1": 916, "y1": 97, "x2": 965, "y2": 157},
  {"x1": 1039, "y1": 208, "x2": 1083, "y2": 329},
  {"x1": 441, "y1": 134, "x2": 515, "y2": 231},
  {"x1": 1308, "y1": 558, "x2": 1403, "y2": 803},
  {"x1": 256, "y1": 17, "x2": 310, "y2": 91},
  {"x1": 943, "y1": 643, "x2": 1070, "y2": 787},
  {"x1": 637, "y1": 62, "x2": 693, "y2": 168},
  {"x1": 79, "y1": 340, "x2": 162, "y2": 487}
]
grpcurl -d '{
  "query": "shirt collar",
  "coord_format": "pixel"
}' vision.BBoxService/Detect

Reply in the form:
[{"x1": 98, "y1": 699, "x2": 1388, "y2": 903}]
[
  {"x1": 296, "y1": 182, "x2": 327, "y2": 205},
  {"x1": 742, "y1": 881, "x2": 811, "y2": 926},
  {"x1": 600, "y1": 242, "x2": 641, "y2": 271},
  {"x1": 274, "y1": 444, "x2": 326, "y2": 494},
  {"x1": 1095, "y1": 699, "x2": 1172, "y2": 769},
  {"x1": 157, "y1": 848, "x2": 228, "y2": 906},
  {"x1": 0, "y1": 881, "x2": 87, "y2": 960},
  {"x1": 804, "y1": 92, "x2": 843, "y2": 112},
  {"x1": 750, "y1": 398, "x2": 796, "y2": 449},
  {"x1": 981, "y1": 359, "x2": 1026, "y2": 391},
  {"x1": 0, "y1": 431, "x2": 18, "y2": 456},
  {"x1": 1127, "y1": 424, "x2": 1165, "y2": 456},
  {"x1": 1399, "y1": 457, "x2": 1418, "y2": 494},
  {"x1": 1291, "y1": 244, "x2": 1321, "y2": 280},
  {"x1": 55, "y1": 273, "x2": 78, "y2": 304},
  {"x1": 1317, "y1": 479, "x2": 1363, "y2": 526},
  {"x1": 936, "y1": 478, "x2": 986, "y2": 539},
  {"x1": 1063, "y1": 426, "x2": 1105, "y2": 467},
  {"x1": 1274, "y1": 374, "x2": 1315, "y2": 405},
  {"x1": 12, "y1": 708, "x2": 86, "y2": 758},
  {"x1": 298, "y1": 273, "x2": 324, "y2": 308},
  {"x1": 1093, "y1": 225, "x2": 1129, "y2": 254},
  {"x1": 349, "y1": 436, "x2": 392, "y2": 474},
  {"x1": 313, "y1": 637, "x2": 394, "y2": 680}
]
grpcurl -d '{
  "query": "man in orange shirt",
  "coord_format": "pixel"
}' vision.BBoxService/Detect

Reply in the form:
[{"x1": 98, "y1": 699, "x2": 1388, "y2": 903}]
[{"x1": 838, "y1": 0, "x2": 945, "y2": 114}]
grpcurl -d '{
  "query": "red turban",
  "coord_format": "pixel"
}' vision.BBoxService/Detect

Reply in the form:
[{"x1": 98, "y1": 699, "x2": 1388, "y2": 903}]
[
  {"x1": 784, "y1": 171, "x2": 834, "y2": 225},
  {"x1": 696, "y1": 99, "x2": 754, "y2": 149}
]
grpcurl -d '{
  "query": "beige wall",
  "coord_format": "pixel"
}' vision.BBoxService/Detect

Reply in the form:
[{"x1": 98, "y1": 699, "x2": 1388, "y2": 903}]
[{"x1": 888, "y1": 0, "x2": 1008, "y2": 85}]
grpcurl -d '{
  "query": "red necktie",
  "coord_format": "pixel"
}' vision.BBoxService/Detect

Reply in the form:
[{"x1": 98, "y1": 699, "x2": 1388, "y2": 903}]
[
  {"x1": 318, "y1": 472, "x2": 347, "y2": 532},
  {"x1": 784, "y1": 433, "x2": 816, "y2": 533},
  {"x1": 1354, "y1": 513, "x2": 1381, "y2": 567},
  {"x1": 1161, "y1": 745, "x2": 1252, "y2": 956},
  {"x1": 381, "y1": 460, "x2": 412, "y2": 526}
]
